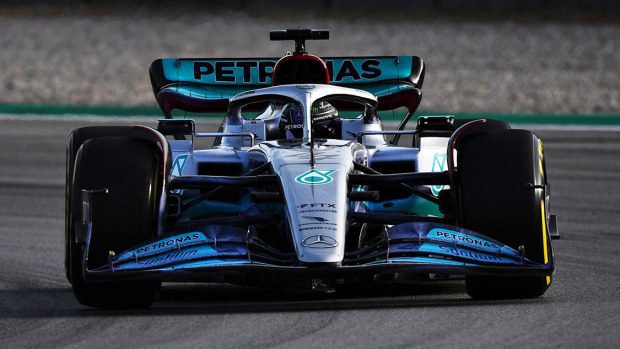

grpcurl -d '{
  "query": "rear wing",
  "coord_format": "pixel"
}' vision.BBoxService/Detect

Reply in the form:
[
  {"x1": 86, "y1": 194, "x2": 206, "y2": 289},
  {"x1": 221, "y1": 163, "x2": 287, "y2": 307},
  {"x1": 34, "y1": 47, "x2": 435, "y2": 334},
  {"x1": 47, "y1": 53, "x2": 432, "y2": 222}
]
[{"x1": 149, "y1": 56, "x2": 424, "y2": 117}]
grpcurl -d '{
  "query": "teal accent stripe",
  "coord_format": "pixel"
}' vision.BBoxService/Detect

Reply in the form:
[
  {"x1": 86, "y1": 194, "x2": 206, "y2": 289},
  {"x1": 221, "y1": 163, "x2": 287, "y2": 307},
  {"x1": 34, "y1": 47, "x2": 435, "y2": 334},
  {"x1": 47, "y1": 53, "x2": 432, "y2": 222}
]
[
  {"x1": 388, "y1": 110, "x2": 620, "y2": 126},
  {"x1": 449, "y1": 112, "x2": 620, "y2": 126},
  {"x1": 0, "y1": 104, "x2": 618, "y2": 126},
  {"x1": 0, "y1": 104, "x2": 163, "y2": 117}
]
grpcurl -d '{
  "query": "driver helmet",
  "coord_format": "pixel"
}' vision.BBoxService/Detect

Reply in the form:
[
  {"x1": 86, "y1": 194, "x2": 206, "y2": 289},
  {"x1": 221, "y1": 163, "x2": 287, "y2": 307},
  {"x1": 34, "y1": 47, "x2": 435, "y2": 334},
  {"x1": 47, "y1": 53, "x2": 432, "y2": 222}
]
[{"x1": 279, "y1": 101, "x2": 339, "y2": 139}]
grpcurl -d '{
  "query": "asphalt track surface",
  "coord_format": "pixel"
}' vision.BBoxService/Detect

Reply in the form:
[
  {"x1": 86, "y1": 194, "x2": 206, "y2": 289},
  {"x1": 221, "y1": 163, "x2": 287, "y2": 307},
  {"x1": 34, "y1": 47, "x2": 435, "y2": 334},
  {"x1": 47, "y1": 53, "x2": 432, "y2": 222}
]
[{"x1": 1, "y1": 116, "x2": 619, "y2": 348}]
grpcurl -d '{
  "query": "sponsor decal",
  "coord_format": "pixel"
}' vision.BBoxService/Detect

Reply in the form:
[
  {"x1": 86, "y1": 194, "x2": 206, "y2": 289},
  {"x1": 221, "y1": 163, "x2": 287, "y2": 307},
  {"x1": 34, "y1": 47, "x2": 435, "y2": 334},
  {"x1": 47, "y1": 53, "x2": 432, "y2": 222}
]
[
  {"x1": 301, "y1": 234, "x2": 338, "y2": 248},
  {"x1": 171, "y1": 154, "x2": 189, "y2": 176},
  {"x1": 387, "y1": 256, "x2": 476, "y2": 266},
  {"x1": 431, "y1": 153, "x2": 447, "y2": 195},
  {"x1": 299, "y1": 223, "x2": 337, "y2": 228},
  {"x1": 312, "y1": 114, "x2": 333, "y2": 123},
  {"x1": 171, "y1": 154, "x2": 189, "y2": 194},
  {"x1": 299, "y1": 226, "x2": 337, "y2": 232},
  {"x1": 428, "y1": 229, "x2": 500, "y2": 250},
  {"x1": 137, "y1": 249, "x2": 199, "y2": 266},
  {"x1": 194, "y1": 61, "x2": 275, "y2": 83},
  {"x1": 298, "y1": 216, "x2": 336, "y2": 228},
  {"x1": 297, "y1": 203, "x2": 337, "y2": 214},
  {"x1": 295, "y1": 169, "x2": 336, "y2": 185},
  {"x1": 136, "y1": 233, "x2": 201, "y2": 254},
  {"x1": 297, "y1": 203, "x2": 336, "y2": 209},
  {"x1": 284, "y1": 124, "x2": 304, "y2": 130},
  {"x1": 437, "y1": 245, "x2": 505, "y2": 263},
  {"x1": 325, "y1": 59, "x2": 381, "y2": 81},
  {"x1": 192, "y1": 59, "x2": 382, "y2": 83},
  {"x1": 301, "y1": 216, "x2": 329, "y2": 222}
]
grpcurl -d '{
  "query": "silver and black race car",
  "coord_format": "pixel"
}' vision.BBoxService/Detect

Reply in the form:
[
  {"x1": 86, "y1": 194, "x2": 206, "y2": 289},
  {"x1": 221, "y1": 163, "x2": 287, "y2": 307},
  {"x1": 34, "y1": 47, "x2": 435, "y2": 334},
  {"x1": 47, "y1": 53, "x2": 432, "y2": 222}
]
[{"x1": 65, "y1": 29, "x2": 558, "y2": 308}]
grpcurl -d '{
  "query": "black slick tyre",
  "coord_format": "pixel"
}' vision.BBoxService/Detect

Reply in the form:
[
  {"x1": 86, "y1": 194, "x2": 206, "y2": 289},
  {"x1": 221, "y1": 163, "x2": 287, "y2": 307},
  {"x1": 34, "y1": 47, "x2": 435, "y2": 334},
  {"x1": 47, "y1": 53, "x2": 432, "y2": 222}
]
[
  {"x1": 457, "y1": 128, "x2": 552, "y2": 299},
  {"x1": 65, "y1": 126, "x2": 162, "y2": 282},
  {"x1": 69, "y1": 136, "x2": 163, "y2": 308}
]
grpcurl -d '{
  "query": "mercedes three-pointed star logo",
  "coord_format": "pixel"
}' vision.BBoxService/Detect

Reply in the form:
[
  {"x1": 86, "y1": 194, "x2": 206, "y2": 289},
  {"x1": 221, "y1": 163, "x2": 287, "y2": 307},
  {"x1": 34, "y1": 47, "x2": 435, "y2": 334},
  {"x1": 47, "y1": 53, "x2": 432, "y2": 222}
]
[{"x1": 301, "y1": 234, "x2": 338, "y2": 248}]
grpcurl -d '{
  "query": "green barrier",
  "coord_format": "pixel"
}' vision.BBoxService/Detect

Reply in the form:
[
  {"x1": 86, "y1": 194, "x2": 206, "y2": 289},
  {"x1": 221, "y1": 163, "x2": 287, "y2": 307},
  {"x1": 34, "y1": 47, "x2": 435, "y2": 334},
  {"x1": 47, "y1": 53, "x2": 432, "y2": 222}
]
[{"x1": 1, "y1": 104, "x2": 618, "y2": 126}]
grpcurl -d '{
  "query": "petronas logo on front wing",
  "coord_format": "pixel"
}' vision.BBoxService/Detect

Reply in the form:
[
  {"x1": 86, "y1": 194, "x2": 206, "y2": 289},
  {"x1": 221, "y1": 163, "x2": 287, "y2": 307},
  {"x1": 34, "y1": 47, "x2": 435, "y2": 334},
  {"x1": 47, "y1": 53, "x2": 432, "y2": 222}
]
[{"x1": 295, "y1": 169, "x2": 336, "y2": 185}]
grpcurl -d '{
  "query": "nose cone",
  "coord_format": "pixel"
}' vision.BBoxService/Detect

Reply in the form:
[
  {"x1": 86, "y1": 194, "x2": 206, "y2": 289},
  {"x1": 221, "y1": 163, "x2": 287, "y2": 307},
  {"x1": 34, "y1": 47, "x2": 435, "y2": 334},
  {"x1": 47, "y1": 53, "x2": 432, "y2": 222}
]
[
  {"x1": 284, "y1": 166, "x2": 347, "y2": 263},
  {"x1": 271, "y1": 145, "x2": 354, "y2": 264}
]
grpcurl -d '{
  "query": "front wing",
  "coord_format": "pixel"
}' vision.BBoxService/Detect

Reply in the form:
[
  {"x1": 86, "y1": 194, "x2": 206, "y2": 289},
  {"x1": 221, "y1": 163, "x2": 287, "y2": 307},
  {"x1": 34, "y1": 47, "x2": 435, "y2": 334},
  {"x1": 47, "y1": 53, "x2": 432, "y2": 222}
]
[{"x1": 83, "y1": 221, "x2": 553, "y2": 282}]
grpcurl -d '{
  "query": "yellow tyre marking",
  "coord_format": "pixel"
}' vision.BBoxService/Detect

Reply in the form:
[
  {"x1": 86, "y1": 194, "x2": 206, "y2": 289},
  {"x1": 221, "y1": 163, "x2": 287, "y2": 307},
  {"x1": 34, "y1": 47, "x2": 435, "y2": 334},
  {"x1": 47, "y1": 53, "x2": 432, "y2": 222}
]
[
  {"x1": 538, "y1": 139, "x2": 545, "y2": 180},
  {"x1": 539, "y1": 139, "x2": 551, "y2": 285},
  {"x1": 541, "y1": 200, "x2": 551, "y2": 285},
  {"x1": 540, "y1": 201, "x2": 549, "y2": 264}
]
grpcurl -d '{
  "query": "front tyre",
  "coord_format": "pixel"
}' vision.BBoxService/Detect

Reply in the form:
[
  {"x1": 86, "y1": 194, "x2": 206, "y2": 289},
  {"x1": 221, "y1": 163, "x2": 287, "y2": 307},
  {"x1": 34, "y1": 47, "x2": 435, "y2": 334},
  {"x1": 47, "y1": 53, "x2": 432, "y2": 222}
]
[
  {"x1": 457, "y1": 128, "x2": 553, "y2": 299},
  {"x1": 69, "y1": 137, "x2": 163, "y2": 308}
]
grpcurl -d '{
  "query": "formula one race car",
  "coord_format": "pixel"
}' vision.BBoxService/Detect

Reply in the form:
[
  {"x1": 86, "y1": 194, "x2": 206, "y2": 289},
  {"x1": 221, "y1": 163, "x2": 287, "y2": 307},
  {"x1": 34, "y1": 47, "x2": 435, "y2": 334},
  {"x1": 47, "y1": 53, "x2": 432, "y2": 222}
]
[{"x1": 65, "y1": 29, "x2": 558, "y2": 308}]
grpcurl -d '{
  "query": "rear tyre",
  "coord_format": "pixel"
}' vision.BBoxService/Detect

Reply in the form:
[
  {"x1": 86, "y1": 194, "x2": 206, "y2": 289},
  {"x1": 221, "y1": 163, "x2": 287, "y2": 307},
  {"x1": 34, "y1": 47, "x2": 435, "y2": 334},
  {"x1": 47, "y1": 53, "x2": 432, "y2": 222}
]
[
  {"x1": 69, "y1": 137, "x2": 163, "y2": 308},
  {"x1": 457, "y1": 128, "x2": 552, "y2": 299}
]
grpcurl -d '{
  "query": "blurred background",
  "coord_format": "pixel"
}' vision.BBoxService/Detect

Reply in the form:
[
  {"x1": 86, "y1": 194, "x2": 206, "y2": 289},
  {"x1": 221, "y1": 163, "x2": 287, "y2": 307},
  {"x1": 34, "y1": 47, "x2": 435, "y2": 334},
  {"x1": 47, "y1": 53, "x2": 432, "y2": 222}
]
[{"x1": 0, "y1": 0, "x2": 618, "y2": 115}]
